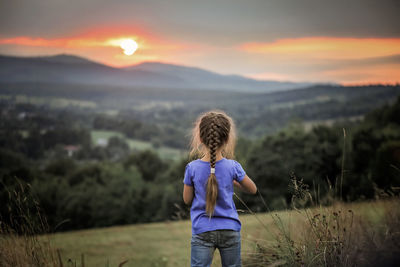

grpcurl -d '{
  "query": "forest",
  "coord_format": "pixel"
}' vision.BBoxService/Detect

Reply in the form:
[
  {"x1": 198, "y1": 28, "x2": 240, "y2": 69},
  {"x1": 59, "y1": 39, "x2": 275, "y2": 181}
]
[{"x1": 0, "y1": 84, "x2": 399, "y2": 232}]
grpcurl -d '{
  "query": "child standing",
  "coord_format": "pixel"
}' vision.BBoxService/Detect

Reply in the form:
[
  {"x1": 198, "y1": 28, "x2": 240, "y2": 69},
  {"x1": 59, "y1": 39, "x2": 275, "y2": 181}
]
[{"x1": 183, "y1": 110, "x2": 257, "y2": 267}]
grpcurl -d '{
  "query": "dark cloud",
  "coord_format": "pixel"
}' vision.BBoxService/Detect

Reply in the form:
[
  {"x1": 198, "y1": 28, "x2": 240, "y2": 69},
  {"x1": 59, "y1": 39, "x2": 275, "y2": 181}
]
[
  {"x1": 284, "y1": 54, "x2": 400, "y2": 73},
  {"x1": 361, "y1": 54, "x2": 400, "y2": 65},
  {"x1": 0, "y1": 0, "x2": 399, "y2": 44},
  {"x1": 323, "y1": 54, "x2": 400, "y2": 70}
]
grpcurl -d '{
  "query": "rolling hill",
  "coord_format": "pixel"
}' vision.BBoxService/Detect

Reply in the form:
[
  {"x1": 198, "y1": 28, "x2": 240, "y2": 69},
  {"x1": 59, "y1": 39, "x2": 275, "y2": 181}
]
[{"x1": 0, "y1": 53, "x2": 313, "y2": 93}]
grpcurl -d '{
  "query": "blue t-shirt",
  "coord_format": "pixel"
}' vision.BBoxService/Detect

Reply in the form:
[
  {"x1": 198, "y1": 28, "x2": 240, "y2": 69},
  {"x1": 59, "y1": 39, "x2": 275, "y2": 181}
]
[{"x1": 183, "y1": 158, "x2": 246, "y2": 235}]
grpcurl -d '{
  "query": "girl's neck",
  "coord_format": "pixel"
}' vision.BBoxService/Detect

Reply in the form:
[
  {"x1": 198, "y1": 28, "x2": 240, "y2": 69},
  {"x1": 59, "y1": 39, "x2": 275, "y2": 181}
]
[{"x1": 201, "y1": 150, "x2": 223, "y2": 162}]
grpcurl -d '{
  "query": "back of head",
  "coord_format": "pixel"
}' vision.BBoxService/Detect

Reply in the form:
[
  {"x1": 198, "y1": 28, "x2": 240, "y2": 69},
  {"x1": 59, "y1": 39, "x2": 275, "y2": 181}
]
[{"x1": 190, "y1": 110, "x2": 236, "y2": 216}]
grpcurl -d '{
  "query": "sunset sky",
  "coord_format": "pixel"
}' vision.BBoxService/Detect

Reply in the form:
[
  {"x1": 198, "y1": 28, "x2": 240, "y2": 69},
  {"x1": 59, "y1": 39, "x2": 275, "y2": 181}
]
[{"x1": 1, "y1": 0, "x2": 399, "y2": 85}]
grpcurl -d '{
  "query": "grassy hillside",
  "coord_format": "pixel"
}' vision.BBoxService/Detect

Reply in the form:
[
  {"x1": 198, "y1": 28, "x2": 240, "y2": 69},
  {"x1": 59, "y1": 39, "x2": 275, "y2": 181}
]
[
  {"x1": 35, "y1": 198, "x2": 399, "y2": 267},
  {"x1": 91, "y1": 130, "x2": 184, "y2": 160}
]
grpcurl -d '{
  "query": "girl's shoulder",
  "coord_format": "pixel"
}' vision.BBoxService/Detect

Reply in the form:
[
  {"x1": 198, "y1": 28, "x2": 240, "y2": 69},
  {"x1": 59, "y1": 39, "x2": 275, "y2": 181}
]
[
  {"x1": 223, "y1": 158, "x2": 240, "y2": 164},
  {"x1": 220, "y1": 158, "x2": 242, "y2": 167},
  {"x1": 186, "y1": 158, "x2": 242, "y2": 168},
  {"x1": 186, "y1": 159, "x2": 202, "y2": 166},
  {"x1": 185, "y1": 159, "x2": 202, "y2": 170}
]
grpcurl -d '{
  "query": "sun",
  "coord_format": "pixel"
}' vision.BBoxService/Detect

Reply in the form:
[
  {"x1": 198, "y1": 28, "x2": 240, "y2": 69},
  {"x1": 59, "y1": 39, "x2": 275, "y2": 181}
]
[{"x1": 120, "y1": 39, "x2": 138, "y2": 55}]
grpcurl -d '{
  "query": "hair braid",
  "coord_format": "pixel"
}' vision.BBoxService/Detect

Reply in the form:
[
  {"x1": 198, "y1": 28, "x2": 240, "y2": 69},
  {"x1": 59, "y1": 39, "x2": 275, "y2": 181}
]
[
  {"x1": 194, "y1": 111, "x2": 233, "y2": 217},
  {"x1": 205, "y1": 119, "x2": 222, "y2": 216}
]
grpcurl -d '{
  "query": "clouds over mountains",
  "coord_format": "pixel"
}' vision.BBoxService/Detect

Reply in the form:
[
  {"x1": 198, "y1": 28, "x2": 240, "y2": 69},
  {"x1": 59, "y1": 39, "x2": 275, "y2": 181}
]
[{"x1": 0, "y1": 0, "x2": 399, "y2": 84}]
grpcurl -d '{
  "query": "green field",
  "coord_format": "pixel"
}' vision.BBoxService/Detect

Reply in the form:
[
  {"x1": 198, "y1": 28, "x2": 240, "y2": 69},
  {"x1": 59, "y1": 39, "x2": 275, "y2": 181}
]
[
  {"x1": 40, "y1": 199, "x2": 399, "y2": 267},
  {"x1": 44, "y1": 212, "x2": 275, "y2": 266},
  {"x1": 91, "y1": 130, "x2": 185, "y2": 160},
  {"x1": 0, "y1": 94, "x2": 97, "y2": 109}
]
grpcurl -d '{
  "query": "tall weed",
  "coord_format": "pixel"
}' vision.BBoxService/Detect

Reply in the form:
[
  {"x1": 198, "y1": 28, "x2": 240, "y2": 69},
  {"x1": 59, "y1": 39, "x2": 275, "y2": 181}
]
[
  {"x1": 239, "y1": 177, "x2": 400, "y2": 267},
  {"x1": 0, "y1": 179, "x2": 58, "y2": 267}
]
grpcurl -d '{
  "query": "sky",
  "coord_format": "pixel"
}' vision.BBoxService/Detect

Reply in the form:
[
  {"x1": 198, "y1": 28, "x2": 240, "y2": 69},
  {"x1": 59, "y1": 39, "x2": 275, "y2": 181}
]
[{"x1": 1, "y1": 0, "x2": 399, "y2": 85}]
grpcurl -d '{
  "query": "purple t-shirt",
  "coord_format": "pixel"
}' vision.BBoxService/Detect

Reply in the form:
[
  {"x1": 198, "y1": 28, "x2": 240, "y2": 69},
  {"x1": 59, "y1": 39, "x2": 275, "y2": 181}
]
[{"x1": 183, "y1": 158, "x2": 246, "y2": 235}]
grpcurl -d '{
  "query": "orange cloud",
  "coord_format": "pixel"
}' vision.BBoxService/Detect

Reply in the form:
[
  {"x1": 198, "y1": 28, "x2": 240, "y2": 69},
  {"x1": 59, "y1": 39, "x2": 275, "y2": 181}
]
[
  {"x1": 239, "y1": 37, "x2": 400, "y2": 84},
  {"x1": 0, "y1": 32, "x2": 180, "y2": 51},
  {"x1": 323, "y1": 64, "x2": 400, "y2": 85},
  {"x1": 245, "y1": 72, "x2": 292, "y2": 82},
  {"x1": 70, "y1": 25, "x2": 188, "y2": 51},
  {"x1": 0, "y1": 25, "x2": 193, "y2": 67},
  {"x1": 0, "y1": 36, "x2": 104, "y2": 48},
  {"x1": 240, "y1": 37, "x2": 400, "y2": 60}
]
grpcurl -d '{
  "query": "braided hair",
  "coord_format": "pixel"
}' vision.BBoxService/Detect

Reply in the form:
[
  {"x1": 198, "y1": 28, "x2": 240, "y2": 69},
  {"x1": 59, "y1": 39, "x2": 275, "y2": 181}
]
[{"x1": 196, "y1": 111, "x2": 232, "y2": 216}]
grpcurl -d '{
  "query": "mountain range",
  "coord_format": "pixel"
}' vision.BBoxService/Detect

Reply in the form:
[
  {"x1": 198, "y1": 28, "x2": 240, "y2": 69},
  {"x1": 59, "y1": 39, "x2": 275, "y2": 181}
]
[{"x1": 0, "y1": 53, "x2": 314, "y2": 93}]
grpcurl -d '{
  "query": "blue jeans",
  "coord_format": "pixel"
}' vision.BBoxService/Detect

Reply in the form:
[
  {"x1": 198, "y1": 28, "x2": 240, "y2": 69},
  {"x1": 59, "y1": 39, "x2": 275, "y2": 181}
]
[{"x1": 191, "y1": 230, "x2": 241, "y2": 267}]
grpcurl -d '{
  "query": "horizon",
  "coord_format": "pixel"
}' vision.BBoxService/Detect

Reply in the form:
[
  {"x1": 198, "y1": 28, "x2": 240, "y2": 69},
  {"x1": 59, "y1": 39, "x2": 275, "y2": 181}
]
[
  {"x1": 1, "y1": 0, "x2": 400, "y2": 85},
  {"x1": 3, "y1": 51, "x2": 400, "y2": 87}
]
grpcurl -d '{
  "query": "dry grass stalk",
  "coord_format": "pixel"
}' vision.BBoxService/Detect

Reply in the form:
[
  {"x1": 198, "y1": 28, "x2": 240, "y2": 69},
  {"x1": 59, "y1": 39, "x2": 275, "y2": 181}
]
[{"x1": 240, "y1": 176, "x2": 400, "y2": 267}]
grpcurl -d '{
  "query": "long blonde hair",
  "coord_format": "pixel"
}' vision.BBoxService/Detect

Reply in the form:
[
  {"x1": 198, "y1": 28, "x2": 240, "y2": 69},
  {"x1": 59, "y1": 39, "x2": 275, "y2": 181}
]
[{"x1": 189, "y1": 110, "x2": 236, "y2": 216}]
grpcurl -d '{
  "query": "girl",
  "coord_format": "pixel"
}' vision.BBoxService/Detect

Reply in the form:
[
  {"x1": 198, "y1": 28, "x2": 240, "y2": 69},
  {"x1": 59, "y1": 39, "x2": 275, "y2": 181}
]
[{"x1": 183, "y1": 110, "x2": 257, "y2": 267}]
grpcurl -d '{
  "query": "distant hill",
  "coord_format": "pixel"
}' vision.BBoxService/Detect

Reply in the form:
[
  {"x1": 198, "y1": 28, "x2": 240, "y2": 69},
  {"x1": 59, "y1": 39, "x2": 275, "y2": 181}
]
[
  {"x1": 0, "y1": 53, "x2": 314, "y2": 93},
  {"x1": 0, "y1": 54, "x2": 181, "y2": 88},
  {"x1": 37, "y1": 54, "x2": 97, "y2": 65},
  {"x1": 125, "y1": 61, "x2": 314, "y2": 92}
]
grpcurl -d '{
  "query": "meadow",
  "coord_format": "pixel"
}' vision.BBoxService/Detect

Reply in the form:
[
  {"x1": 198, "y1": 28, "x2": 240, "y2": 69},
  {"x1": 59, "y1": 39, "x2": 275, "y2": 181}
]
[
  {"x1": 7, "y1": 198, "x2": 393, "y2": 267},
  {"x1": 91, "y1": 130, "x2": 184, "y2": 160},
  {"x1": 0, "y1": 94, "x2": 97, "y2": 109}
]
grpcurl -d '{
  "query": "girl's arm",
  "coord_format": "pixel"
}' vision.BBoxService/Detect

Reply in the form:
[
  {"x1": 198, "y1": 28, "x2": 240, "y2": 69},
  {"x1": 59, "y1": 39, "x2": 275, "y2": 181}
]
[
  {"x1": 183, "y1": 184, "x2": 194, "y2": 205},
  {"x1": 234, "y1": 175, "x2": 257, "y2": 194}
]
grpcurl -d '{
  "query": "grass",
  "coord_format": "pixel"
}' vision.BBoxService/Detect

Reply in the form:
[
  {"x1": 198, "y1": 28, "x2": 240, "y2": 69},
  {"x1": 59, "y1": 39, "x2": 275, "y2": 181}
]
[
  {"x1": 40, "y1": 211, "x2": 278, "y2": 266},
  {"x1": 266, "y1": 95, "x2": 348, "y2": 112},
  {"x1": 0, "y1": 94, "x2": 97, "y2": 109},
  {"x1": 1, "y1": 182, "x2": 399, "y2": 267},
  {"x1": 91, "y1": 130, "x2": 125, "y2": 142},
  {"x1": 18, "y1": 198, "x2": 393, "y2": 267},
  {"x1": 236, "y1": 177, "x2": 400, "y2": 267},
  {"x1": 44, "y1": 220, "x2": 193, "y2": 266},
  {"x1": 0, "y1": 181, "x2": 58, "y2": 267},
  {"x1": 91, "y1": 130, "x2": 184, "y2": 160}
]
